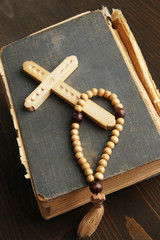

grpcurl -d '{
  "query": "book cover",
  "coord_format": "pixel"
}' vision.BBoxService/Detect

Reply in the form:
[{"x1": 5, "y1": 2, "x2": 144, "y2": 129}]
[{"x1": 0, "y1": 9, "x2": 160, "y2": 218}]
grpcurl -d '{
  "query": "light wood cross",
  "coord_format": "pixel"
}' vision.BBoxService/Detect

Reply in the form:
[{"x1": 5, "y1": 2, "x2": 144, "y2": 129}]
[{"x1": 23, "y1": 56, "x2": 115, "y2": 130}]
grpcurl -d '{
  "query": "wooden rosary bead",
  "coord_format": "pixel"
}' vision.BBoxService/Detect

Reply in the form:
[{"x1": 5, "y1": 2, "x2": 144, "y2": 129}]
[
  {"x1": 70, "y1": 129, "x2": 78, "y2": 135},
  {"x1": 115, "y1": 103, "x2": 123, "y2": 109},
  {"x1": 74, "y1": 146, "x2": 83, "y2": 153},
  {"x1": 109, "y1": 93, "x2": 117, "y2": 101},
  {"x1": 84, "y1": 168, "x2": 93, "y2": 176},
  {"x1": 70, "y1": 88, "x2": 125, "y2": 186},
  {"x1": 101, "y1": 154, "x2": 110, "y2": 161},
  {"x1": 72, "y1": 140, "x2": 81, "y2": 147},
  {"x1": 95, "y1": 172, "x2": 104, "y2": 181},
  {"x1": 98, "y1": 159, "x2": 107, "y2": 167},
  {"x1": 116, "y1": 117, "x2": 124, "y2": 125},
  {"x1": 106, "y1": 141, "x2": 115, "y2": 149},
  {"x1": 111, "y1": 98, "x2": 120, "y2": 106},
  {"x1": 74, "y1": 105, "x2": 82, "y2": 112},
  {"x1": 89, "y1": 180, "x2": 103, "y2": 194},
  {"x1": 78, "y1": 157, "x2": 87, "y2": 165},
  {"x1": 78, "y1": 99, "x2": 85, "y2": 107},
  {"x1": 86, "y1": 90, "x2": 93, "y2": 98},
  {"x1": 71, "y1": 123, "x2": 80, "y2": 130},
  {"x1": 71, "y1": 135, "x2": 80, "y2": 141},
  {"x1": 111, "y1": 129, "x2": 120, "y2": 137},
  {"x1": 81, "y1": 162, "x2": 90, "y2": 170},
  {"x1": 81, "y1": 93, "x2": 88, "y2": 101},
  {"x1": 96, "y1": 166, "x2": 105, "y2": 174},
  {"x1": 75, "y1": 152, "x2": 84, "y2": 159},
  {"x1": 98, "y1": 88, "x2": 105, "y2": 97},
  {"x1": 72, "y1": 112, "x2": 83, "y2": 123},
  {"x1": 114, "y1": 108, "x2": 126, "y2": 119},
  {"x1": 115, "y1": 124, "x2": 123, "y2": 132},
  {"x1": 103, "y1": 147, "x2": 112, "y2": 155},
  {"x1": 91, "y1": 88, "x2": 98, "y2": 96},
  {"x1": 110, "y1": 136, "x2": 119, "y2": 144},
  {"x1": 87, "y1": 175, "x2": 95, "y2": 183},
  {"x1": 104, "y1": 90, "x2": 111, "y2": 98}
]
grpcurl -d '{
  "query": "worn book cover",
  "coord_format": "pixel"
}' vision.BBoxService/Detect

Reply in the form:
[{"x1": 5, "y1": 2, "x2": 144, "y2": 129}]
[{"x1": 0, "y1": 8, "x2": 160, "y2": 219}]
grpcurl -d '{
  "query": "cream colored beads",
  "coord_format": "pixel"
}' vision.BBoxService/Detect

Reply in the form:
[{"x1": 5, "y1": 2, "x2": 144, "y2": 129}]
[
  {"x1": 111, "y1": 98, "x2": 120, "y2": 106},
  {"x1": 101, "y1": 154, "x2": 110, "y2": 161},
  {"x1": 110, "y1": 136, "x2": 119, "y2": 144},
  {"x1": 71, "y1": 118, "x2": 94, "y2": 182},
  {"x1": 74, "y1": 104, "x2": 82, "y2": 112},
  {"x1": 106, "y1": 141, "x2": 115, "y2": 149},
  {"x1": 115, "y1": 124, "x2": 123, "y2": 132},
  {"x1": 75, "y1": 152, "x2": 83, "y2": 159},
  {"x1": 78, "y1": 99, "x2": 85, "y2": 107},
  {"x1": 115, "y1": 103, "x2": 123, "y2": 109},
  {"x1": 74, "y1": 146, "x2": 82, "y2": 153},
  {"x1": 117, "y1": 118, "x2": 124, "y2": 125},
  {"x1": 91, "y1": 88, "x2": 98, "y2": 96},
  {"x1": 95, "y1": 172, "x2": 104, "y2": 181},
  {"x1": 70, "y1": 129, "x2": 78, "y2": 135},
  {"x1": 84, "y1": 168, "x2": 93, "y2": 176},
  {"x1": 81, "y1": 162, "x2": 90, "y2": 170},
  {"x1": 71, "y1": 135, "x2": 79, "y2": 141},
  {"x1": 71, "y1": 88, "x2": 125, "y2": 183},
  {"x1": 71, "y1": 123, "x2": 79, "y2": 129},
  {"x1": 78, "y1": 157, "x2": 87, "y2": 165},
  {"x1": 87, "y1": 175, "x2": 94, "y2": 183},
  {"x1": 111, "y1": 129, "x2": 119, "y2": 137},
  {"x1": 86, "y1": 90, "x2": 93, "y2": 98},
  {"x1": 98, "y1": 88, "x2": 105, "y2": 97},
  {"x1": 72, "y1": 140, "x2": 81, "y2": 146},
  {"x1": 104, "y1": 90, "x2": 111, "y2": 99},
  {"x1": 96, "y1": 166, "x2": 105, "y2": 174},
  {"x1": 81, "y1": 93, "x2": 88, "y2": 101},
  {"x1": 98, "y1": 159, "x2": 107, "y2": 167},
  {"x1": 103, "y1": 147, "x2": 112, "y2": 155},
  {"x1": 109, "y1": 93, "x2": 117, "y2": 101}
]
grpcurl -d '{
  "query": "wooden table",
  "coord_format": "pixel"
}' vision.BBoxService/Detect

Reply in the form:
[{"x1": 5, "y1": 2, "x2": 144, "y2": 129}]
[{"x1": 0, "y1": 1, "x2": 159, "y2": 239}]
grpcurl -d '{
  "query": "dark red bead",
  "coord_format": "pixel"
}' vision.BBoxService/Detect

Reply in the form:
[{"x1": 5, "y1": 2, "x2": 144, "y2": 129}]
[
  {"x1": 114, "y1": 108, "x2": 126, "y2": 119},
  {"x1": 72, "y1": 112, "x2": 83, "y2": 123},
  {"x1": 89, "y1": 181, "x2": 103, "y2": 194}
]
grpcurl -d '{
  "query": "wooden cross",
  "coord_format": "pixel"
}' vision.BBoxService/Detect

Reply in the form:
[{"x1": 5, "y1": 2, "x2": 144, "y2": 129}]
[{"x1": 23, "y1": 56, "x2": 115, "y2": 130}]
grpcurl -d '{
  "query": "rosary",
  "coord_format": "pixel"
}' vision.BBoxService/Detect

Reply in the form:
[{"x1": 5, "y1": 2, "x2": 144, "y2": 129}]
[
  {"x1": 71, "y1": 88, "x2": 125, "y2": 237},
  {"x1": 24, "y1": 56, "x2": 126, "y2": 238}
]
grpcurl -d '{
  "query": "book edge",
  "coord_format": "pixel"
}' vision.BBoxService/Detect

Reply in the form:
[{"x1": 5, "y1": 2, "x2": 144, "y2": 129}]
[
  {"x1": 38, "y1": 158, "x2": 160, "y2": 219},
  {"x1": 108, "y1": 22, "x2": 160, "y2": 133},
  {"x1": 30, "y1": 11, "x2": 91, "y2": 37},
  {"x1": 0, "y1": 61, "x2": 31, "y2": 179},
  {"x1": 111, "y1": 9, "x2": 160, "y2": 119},
  {"x1": 101, "y1": 8, "x2": 160, "y2": 133},
  {"x1": 0, "y1": 11, "x2": 91, "y2": 54}
]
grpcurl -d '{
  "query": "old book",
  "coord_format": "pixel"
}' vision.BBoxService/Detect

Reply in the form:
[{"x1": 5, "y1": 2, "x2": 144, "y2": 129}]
[{"x1": 0, "y1": 8, "x2": 160, "y2": 219}]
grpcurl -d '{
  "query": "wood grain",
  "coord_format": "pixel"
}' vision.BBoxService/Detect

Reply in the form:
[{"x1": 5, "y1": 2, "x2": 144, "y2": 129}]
[
  {"x1": 125, "y1": 217, "x2": 152, "y2": 240},
  {"x1": 0, "y1": 0, "x2": 160, "y2": 240}
]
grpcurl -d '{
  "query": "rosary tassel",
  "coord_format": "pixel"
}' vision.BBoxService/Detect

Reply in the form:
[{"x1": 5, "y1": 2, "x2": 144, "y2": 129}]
[{"x1": 77, "y1": 193, "x2": 105, "y2": 238}]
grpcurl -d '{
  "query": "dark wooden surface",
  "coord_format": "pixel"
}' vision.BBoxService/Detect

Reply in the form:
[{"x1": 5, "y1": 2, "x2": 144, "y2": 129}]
[{"x1": 0, "y1": 0, "x2": 159, "y2": 239}]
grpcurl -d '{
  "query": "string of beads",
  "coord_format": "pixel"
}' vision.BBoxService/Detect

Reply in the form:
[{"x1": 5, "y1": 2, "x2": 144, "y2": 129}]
[{"x1": 71, "y1": 88, "x2": 126, "y2": 194}]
